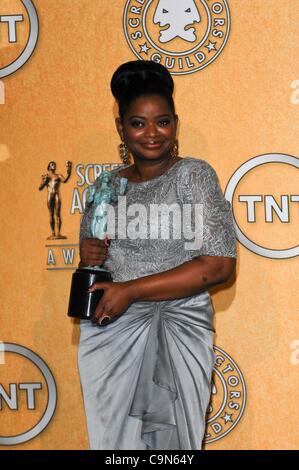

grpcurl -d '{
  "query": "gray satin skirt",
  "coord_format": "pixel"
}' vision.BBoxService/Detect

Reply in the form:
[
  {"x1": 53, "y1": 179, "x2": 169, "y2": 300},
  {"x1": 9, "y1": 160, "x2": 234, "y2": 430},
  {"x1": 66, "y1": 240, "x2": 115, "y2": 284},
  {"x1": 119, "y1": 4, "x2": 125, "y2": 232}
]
[{"x1": 78, "y1": 292, "x2": 216, "y2": 450}]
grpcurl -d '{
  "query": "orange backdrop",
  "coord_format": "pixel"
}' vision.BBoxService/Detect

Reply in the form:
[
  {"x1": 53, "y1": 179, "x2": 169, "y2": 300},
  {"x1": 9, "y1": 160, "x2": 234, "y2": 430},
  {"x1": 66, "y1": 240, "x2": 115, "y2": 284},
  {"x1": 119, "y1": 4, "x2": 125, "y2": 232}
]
[{"x1": 0, "y1": 0, "x2": 298, "y2": 450}]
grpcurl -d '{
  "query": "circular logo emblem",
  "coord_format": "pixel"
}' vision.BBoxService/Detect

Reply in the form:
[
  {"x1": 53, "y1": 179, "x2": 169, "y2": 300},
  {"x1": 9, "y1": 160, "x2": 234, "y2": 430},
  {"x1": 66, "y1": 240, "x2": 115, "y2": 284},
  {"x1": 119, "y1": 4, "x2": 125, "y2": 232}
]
[
  {"x1": 0, "y1": 343, "x2": 57, "y2": 446},
  {"x1": 0, "y1": 0, "x2": 39, "y2": 79},
  {"x1": 204, "y1": 346, "x2": 246, "y2": 444},
  {"x1": 225, "y1": 153, "x2": 299, "y2": 259},
  {"x1": 124, "y1": 0, "x2": 230, "y2": 75}
]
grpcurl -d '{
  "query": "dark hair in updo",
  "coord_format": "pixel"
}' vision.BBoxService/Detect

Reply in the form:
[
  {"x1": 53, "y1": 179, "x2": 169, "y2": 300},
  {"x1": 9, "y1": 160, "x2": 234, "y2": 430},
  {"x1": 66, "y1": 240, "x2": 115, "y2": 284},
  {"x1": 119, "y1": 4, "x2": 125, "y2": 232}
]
[{"x1": 111, "y1": 60, "x2": 175, "y2": 120}]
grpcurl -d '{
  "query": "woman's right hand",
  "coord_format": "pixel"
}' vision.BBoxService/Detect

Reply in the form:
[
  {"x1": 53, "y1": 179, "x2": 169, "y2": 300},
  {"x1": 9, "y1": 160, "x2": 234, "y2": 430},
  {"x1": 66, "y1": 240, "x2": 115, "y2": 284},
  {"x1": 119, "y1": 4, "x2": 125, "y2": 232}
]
[{"x1": 79, "y1": 237, "x2": 109, "y2": 267}]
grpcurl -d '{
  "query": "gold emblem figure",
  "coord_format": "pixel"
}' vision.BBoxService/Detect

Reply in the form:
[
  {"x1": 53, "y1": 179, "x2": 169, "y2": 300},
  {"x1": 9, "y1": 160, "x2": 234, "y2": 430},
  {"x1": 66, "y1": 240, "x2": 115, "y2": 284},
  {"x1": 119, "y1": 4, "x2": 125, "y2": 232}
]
[{"x1": 39, "y1": 161, "x2": 72, "y2": 239}]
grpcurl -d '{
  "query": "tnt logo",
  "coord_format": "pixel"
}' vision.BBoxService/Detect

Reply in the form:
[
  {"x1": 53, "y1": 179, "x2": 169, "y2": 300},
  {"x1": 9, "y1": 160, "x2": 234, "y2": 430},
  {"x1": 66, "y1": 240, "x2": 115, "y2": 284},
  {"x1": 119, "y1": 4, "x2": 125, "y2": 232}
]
[
  {"x1": 225, "y1": 154, "x2": 299, "y2": 259},
  {"x1": 0, "y1": 343, "x2": 57, "y2": 446},
  {"x1": 0, "y1": 383, "x2": 42, "y2": 410},
  {"x1": 0, "y1": 13, "x2": 24, "y2": 42},
  {"x1": 0, "y1": 0, "x2": 39, "y2": 79}
]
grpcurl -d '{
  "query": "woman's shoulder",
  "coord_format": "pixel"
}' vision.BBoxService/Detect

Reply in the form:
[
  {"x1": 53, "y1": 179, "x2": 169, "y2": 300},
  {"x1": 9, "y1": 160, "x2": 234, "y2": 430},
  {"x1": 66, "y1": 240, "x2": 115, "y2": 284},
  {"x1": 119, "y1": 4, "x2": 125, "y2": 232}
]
[
  {"x1": 176, "y1": 157, "x2": 224, "y2": 204},
  {"x1": 178, "y1": 157, "x2": 218, "y2": 179}
]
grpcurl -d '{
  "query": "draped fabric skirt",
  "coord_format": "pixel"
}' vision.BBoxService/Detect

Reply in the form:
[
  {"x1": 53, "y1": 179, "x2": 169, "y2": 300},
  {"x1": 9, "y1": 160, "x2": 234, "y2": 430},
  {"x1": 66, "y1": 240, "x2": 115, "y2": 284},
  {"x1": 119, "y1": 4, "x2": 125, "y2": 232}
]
[{"x1": 78, "y1": 291, "x2": 216, "y2": 450}]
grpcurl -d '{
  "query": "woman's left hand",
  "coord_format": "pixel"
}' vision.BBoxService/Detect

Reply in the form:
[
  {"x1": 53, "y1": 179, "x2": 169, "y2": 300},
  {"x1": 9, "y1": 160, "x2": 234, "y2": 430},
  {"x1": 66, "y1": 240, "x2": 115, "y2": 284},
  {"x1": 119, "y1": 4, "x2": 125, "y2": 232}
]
[{"x1": 88, "y1": 281, "x2": 135, "y2": 325}]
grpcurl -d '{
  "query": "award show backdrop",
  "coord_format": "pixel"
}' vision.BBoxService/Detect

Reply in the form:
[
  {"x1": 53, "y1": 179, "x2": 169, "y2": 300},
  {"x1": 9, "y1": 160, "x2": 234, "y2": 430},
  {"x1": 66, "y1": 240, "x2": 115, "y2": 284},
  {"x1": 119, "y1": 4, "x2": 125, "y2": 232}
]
[{"x1": 0, "y1": 0, "x2": 298, "y2": 450}]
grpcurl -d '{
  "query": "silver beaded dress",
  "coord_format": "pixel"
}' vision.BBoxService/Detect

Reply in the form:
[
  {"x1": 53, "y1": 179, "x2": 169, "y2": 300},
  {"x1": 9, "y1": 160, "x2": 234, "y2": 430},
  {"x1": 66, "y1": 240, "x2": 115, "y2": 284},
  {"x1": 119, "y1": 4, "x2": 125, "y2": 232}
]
[{"x1": 78, "y1": 157, "x2": 236, "y2": 450}]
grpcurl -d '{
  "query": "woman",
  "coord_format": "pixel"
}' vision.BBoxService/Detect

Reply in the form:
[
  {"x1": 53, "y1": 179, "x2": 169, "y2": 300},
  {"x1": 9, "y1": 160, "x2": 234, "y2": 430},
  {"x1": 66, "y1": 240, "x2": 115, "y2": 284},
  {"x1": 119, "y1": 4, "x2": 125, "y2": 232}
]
[{"x1": 78, "y1": 60, "x2": 236, "y2": 450}]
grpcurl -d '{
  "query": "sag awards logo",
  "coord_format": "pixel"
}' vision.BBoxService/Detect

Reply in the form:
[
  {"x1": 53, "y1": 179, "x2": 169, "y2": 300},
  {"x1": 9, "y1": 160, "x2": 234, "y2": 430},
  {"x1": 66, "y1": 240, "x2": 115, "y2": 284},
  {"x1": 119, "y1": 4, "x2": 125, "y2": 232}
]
[
  {"x1": 225, "y1": 153, "x2": 299, "y2": 259},
  {"x1": 124, "y1": 0, "x2": 230, "y2": 75},
  {"x1": 204, "y1": 346, "x2": 246, "y2": 444},
  {"x1": 0, "y1": 0, "x2": 39, "y2": 79},
  {"x1": 0, "y1": 343, "x2": 57, "y2": 446}
]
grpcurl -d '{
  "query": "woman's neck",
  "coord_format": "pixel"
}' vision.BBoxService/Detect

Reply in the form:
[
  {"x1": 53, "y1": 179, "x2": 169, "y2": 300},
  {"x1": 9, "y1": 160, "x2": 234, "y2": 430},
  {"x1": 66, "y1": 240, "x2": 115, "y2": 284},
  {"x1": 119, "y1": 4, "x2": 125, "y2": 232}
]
[{"x1": 129, "y1": 154, "x2": 181, "y2": 182}]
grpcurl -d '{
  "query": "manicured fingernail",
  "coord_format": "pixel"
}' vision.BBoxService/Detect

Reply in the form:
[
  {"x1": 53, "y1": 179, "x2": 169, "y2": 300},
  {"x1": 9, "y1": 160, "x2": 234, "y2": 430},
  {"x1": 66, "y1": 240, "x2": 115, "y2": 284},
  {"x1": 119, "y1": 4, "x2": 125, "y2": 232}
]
[{"x1": 99, "y1": 316, "x2": 110, "y2": 326}]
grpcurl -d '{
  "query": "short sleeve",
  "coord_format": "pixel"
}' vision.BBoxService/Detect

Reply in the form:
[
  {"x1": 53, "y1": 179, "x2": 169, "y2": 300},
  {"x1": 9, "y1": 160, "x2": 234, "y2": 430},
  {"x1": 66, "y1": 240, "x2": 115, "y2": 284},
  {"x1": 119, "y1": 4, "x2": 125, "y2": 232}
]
[{"x1": 178, "y1": 159, "x2": 237, "y2": 258}]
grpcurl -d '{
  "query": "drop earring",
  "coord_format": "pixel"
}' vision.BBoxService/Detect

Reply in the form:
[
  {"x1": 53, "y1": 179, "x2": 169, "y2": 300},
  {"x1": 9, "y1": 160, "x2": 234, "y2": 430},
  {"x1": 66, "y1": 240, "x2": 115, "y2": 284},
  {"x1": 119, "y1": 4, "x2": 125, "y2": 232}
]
[
  {"x1": 171, "y1": 139, "x2": 179, "y2": 159},
  {"x1": 119, "y1": 141, "x2": 130, "y2": 165}
]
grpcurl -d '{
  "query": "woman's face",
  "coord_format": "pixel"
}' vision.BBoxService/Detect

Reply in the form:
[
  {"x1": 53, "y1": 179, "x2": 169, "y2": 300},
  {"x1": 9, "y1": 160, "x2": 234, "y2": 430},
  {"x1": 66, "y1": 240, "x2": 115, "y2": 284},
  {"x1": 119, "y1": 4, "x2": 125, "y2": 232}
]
[{"x1": 116, "y1": 94, "x2": 178, "y2": 162}]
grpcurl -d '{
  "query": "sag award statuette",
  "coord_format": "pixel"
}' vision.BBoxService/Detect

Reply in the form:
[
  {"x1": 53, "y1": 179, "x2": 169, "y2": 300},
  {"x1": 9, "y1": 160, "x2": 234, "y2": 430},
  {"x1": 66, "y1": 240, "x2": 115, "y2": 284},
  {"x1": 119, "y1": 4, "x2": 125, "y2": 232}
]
[{"x1": 67, "y1": 171, "x2": 128, "y2": 320}]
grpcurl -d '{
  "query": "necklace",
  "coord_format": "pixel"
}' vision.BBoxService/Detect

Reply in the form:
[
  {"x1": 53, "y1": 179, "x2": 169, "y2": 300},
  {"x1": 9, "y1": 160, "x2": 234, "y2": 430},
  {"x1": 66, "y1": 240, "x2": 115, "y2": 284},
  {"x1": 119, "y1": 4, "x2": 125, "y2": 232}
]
[{"x1": 132, "y1": 153, "x2": 177, "y2": 182}]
